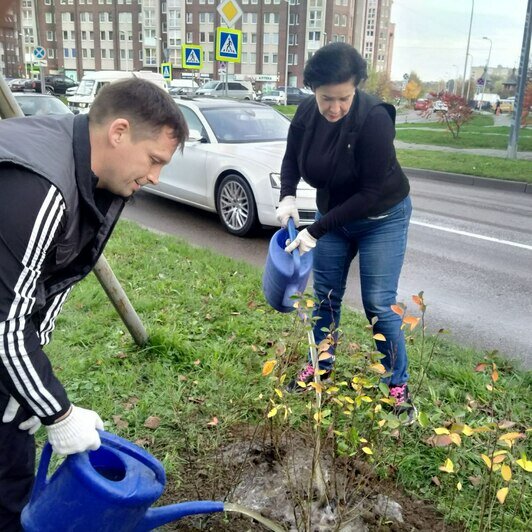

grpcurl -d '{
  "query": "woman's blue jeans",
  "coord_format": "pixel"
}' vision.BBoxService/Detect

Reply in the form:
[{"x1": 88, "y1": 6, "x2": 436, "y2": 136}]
[{"x1": 311, "y1": 196, "x2": 412, "y2": 385}]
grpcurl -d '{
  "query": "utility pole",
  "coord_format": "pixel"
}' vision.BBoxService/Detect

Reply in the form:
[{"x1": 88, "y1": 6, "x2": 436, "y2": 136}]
[{"x1": 507, "y1": 0, "x2": 532, "y2": 159}]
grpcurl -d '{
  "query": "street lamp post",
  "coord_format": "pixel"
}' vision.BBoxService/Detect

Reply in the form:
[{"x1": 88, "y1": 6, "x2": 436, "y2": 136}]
[
  {"x1": 452, "y1": 64, "x2": 459, "y2": 94},
  {"x1": 478, "y1": 36, "x2": 492, "y2": 111},
  {"x1": 466, "y1": 52, "x2": 474, "y2": 101},
  {"x1": 284, "y1": 0, "x2": 290, "y2": 104},
  {"x1": 461, "y1": 0, "x2": 474, "y2": 98}
]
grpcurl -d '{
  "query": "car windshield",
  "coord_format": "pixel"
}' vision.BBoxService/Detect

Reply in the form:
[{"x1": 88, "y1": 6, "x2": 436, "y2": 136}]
[
  {"x1": 264, "y1": 91, "x2": 282, "y2": 97},
  {"x1": 15, "y1": 95, "x2": 70, "y2": 116},
  {"x1": 202, "y1": 106, "x2": 289, "y2": 143},
  {"x1": 76, "y1": 79, "x2": 96, "y2": 96},
  {"x1": 200, "y1": 81, "x2": 219, "y2": 90}
]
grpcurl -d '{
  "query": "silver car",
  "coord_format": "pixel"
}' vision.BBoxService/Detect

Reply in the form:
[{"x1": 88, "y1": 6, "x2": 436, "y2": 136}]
[
  {"x1": 194, "y1": 80, "x2": 254, "y2": 101},
  {"x1": 143, "y1": 98, "x2": 316, "y2": 236}
]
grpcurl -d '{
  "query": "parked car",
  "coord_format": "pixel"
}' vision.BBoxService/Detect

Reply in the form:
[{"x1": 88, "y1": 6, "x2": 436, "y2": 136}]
[
  {"x1": 9, "y1": 78, "x2": 27, "y2": 92},
  {"x1": 260, "y1": 90, "x2": 286, "y2": 106},
  {"x1": 65, "y1": 86, "x2": 78, "y2": 97},
  {"x1": 276, "y1": 86, "x2": 312, "y2": 105},
  {"x1": 498, "y1": 99, "x2": 514, "y2": 113},
  {"x1": 194, "y1": 80, "x2": 255, "y2": 100},
  {"x1": 432, "y1": 100, "x2": 448, "y2": 112},
  {"x1": 24, "y1": 75, "x2": 78, "y2": 95},
  {"x1": 414, "y1": 98, "x2": 430, "y2": 111},
  {"x1": 143, "y1": 97, "x2": 316, "y2": 236},
  {"x1": 13, "y1": 93, "x2": 72, "y2": 116}
]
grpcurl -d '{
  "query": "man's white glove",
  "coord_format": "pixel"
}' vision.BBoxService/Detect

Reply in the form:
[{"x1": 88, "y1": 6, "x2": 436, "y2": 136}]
[
  {"x1": 275, "y1": 195, "x2": 300, "y2": 228},
  {"x1": 285, "y1": 228, "x2": 317, "y2": 256},
  {"x1": 2, "y1": 395, "x2": 42, "y2": 435},
  {"x1": 45, "y1": 405, "x2": 104, "y2": 456}
]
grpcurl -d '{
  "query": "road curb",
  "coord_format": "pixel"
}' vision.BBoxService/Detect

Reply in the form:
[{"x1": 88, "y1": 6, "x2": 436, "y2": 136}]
[{"x1": 404, "y1": 167, "x2": 532, "y2": 194}]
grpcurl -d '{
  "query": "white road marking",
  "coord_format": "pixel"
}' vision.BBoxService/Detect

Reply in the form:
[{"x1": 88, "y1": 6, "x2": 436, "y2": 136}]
[{"x1": 411, "y1": 220, "x2": 532, "y2": 251}]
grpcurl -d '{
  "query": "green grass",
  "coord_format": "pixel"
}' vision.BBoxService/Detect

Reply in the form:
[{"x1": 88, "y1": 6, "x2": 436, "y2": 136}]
[
  {"x1": 44, "y1": 221, "x2": 532, "y2": 530},
  {"x1": 397, "y1": 150, "x2": 532, "y2": 183}
]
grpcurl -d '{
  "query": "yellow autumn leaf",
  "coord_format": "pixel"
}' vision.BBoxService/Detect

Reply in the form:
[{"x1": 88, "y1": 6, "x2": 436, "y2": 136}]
[
  {"x1": 361, "y1": 447, "x2": 373, "y2": 455},
  {"x1": 318, "y1": 352, "x2": 333, "y2": 361},
  {"x1": 439, "y1": 458, "x2": 454, "y2": 473},
  {"x1": 492, "y1": 454, "x2": 506, "y2": 464},
  {"x1": 498, "y1": 432, "x2": 523, "y2": 442},
  {"x1": 369, "y1": 363, "x2": 386, "y2": 374},
  {"x1": 274, "y1": 388, "x2": 283, "y2": 399},
  {"x1": 516, "y1": 458, "x2": 532, "y2": 472},
  {"x1": 449, "y1": 433, "x2": 462, "y2": 446},
  {"x1": 456, "y1": 481, "x2": 462, "y2": 491},
  {"x1": 481, "y1": 454, "x2": 492, "y2": 470},
  {"x1": 309, "y1": 382, "x2": 323, "y2": 394},
  {"x1": 360, "y1": 437, "x2": 368, "y2": 443},
  {"x1": 373, "y1": 333, "x2": 386, "y2": 341},
  {"x1": 267, "y1": 407, "x2": 278, "y2": 418},
  {"x1": 501, "y1": 464, "x2": 512, "y2": 482},
  {"x1": 462, "y1": 424, "x2": 474, "y2": 436},
  {"x1": 434, "y1": 427, "x2": 451, "y2": 435},
  {"x1": 378, "y1": 419, "x2": 386, "y2": 427},
  {"x1": 305, "y1": 299, "x2": 315, "y2": 308},
  {"x1": 412, "y1": 294, "x2": 422, "y2": 306},
  {"x1": 360, "y1": 395, "x2": 372, "y2": 402},
  {"x1": 496, "y1": 487, "x2": 509, "y2": 504},
  {"x1": 491, "y1": 369, "x2": 499, "y2": 382},
  {"x1": 262, "y1": 360, "x2": 276, "y2": 377}
]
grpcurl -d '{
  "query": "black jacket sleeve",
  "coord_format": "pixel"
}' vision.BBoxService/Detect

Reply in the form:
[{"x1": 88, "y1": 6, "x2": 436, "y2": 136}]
[
  {"x1": 307, "y1": 106, "x2": 396, "y2": 239},
  {"x1": 0, "y1": 166, "x2": 71, "y2": 425}
]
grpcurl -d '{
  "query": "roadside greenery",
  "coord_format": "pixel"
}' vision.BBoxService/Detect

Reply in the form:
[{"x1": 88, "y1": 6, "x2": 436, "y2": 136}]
[{"x1": 44, "y1": 222, "x2": 531, "y2": 530}]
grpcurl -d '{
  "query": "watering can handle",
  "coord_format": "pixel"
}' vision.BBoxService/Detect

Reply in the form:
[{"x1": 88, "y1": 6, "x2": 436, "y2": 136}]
[
  {"x1": 30, "y1": 442, "x2": 53, "y2": 503},
  {"x1": 287, "y1": 217, "x2": 300, "y2": 278}
]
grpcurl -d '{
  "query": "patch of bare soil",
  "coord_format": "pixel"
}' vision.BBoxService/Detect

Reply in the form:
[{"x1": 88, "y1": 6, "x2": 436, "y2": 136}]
[{"x1": 157, "y1": 425, "x2": 461, "y2": 531}]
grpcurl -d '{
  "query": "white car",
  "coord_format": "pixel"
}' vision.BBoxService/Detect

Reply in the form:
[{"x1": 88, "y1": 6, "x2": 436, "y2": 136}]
[
  {"x1": 432, "y1": 100, "x2": 448, "y2": 112},
  {"x1": 143, "y1": 98, "x2": 316, "y2": 236},
  {"x1": 260, "y1": 90, "x2": 286, "y2": 106}
]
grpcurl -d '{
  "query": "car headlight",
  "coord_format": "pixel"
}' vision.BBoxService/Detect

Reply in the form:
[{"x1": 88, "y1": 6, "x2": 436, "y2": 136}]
[{"x1": 269, "y1": 173, "x2": 281, "y2": 189}]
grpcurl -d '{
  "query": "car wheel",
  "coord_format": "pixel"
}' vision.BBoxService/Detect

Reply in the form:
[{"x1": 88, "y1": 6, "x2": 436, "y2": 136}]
[{"x1": 216, "y1": 174, "x2": 257, "y2": 236}]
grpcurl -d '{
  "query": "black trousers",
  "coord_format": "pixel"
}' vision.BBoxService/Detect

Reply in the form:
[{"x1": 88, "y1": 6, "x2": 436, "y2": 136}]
[{"x1": 0, "y1": 382, "x2": 35, "y2": 532}]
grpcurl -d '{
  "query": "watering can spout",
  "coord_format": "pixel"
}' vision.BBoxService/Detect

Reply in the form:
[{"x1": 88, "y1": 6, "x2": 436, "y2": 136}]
[{"x1": 137, "y1": 501, "x2": 225, "y2": 531}]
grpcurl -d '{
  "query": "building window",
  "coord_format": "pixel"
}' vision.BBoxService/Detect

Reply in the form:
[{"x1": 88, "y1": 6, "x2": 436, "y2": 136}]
[
  {"x1": 45, "y1": 13, "x2": 54, "y2": 23},
  {"x1": 64, "y1": 48, "x2": 69, "y2": 57},
  {"x1": 186, "y1": 13, "x2": 192, "y2": 23}
]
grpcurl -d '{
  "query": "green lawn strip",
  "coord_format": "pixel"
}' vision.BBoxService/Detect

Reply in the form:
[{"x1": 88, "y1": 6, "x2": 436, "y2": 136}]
[
  {"x1": 395, "y1": 128, "x2": 532, "y2": 151},
  {"x1": 397, "y1": 149, "x2": 532, "y2": 183},
  {"x1": 43, "y1": 221, "x2": 531, "y2": 529}
]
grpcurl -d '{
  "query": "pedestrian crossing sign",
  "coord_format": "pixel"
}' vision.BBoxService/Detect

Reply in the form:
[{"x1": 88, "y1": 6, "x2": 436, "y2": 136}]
[
  {"x1": 160, "y1": 62, "x2": 172, "y2": 80},
  {"x1": 182, "y1": 44, "x2": 203, "y2": 70},
  {"x1": 215, "y1": 27, "x2": 241, "y2": 63}
]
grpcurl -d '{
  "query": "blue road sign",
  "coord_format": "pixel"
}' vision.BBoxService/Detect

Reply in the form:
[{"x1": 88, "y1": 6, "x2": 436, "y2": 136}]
[
  {"x1": 33, "y1": 46, "x2": 46, "y2": 60},
  {"x1": 182, "y1": 45, "x2": 203, "y2": 70},
  {"x1": 216, "y1": 28, "x2": 241, "y2": 63}
]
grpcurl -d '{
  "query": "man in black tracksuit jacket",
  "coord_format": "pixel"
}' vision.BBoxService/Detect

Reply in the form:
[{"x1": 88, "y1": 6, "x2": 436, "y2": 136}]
[{"x1": 0, "y1": 78, "x2": 187, "y2": 530}]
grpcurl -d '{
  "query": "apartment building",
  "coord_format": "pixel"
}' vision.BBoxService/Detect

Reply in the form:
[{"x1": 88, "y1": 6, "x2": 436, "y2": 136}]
[{"x1": 1, "y1": 0, "x2": 395, "y2": 87}]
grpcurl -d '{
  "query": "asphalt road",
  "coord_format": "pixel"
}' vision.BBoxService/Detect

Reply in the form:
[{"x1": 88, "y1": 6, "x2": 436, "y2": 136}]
[{"x1": 123, "y1": 177, "x2": 532, "y2": 369}]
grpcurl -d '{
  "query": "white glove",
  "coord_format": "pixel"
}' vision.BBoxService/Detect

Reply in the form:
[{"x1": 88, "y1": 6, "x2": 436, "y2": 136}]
[
  {"x1": 285, "y1": 228, "x2": 317, "y2": 256},
  {"x1": 45, "y1": 405, "x2": 104, "y2": 456},
  {"x1": 2, "y1": 395, "x2": 42, "y2": 435},
  {"x1": 275, "y1": 195, "x2": 300, "y2": 227}
]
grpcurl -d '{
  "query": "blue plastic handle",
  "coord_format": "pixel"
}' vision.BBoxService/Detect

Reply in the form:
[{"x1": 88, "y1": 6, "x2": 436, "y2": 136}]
[
  {"x1": 287, "y1": 217, "x2": 300, "y2": 279},
  {"x1": 30, "y1": 442, "x2": 53, "y2": 504}
]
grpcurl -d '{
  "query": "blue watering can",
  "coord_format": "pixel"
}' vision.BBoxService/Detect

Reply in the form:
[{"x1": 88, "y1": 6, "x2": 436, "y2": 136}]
[
  {"x1": 21, "y1": 431, "x2": 224, "y2": 531},
  {"x1": 262, "y1": 218, "x2": 313, "y2": 313}
]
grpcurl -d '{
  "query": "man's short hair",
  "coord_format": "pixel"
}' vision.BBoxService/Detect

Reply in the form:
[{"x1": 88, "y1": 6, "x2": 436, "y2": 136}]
[{"x1": 89, "y1": 78, "x2": 188, "y2": 147}]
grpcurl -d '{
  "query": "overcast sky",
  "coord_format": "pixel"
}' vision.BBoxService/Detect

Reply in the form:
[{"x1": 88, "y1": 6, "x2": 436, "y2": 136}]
[{"x1": 390, "y1": 0, "x2": 529, "y2": 81}]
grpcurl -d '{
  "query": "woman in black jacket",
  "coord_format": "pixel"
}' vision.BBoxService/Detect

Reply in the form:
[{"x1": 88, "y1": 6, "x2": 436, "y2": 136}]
[{"x1": 276, "y1": 43, "x2": 415, "y2": 423}]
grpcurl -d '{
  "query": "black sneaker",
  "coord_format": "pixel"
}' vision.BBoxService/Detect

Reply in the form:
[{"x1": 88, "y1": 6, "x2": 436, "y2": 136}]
[
  {"x1": 285, "y1": 363, "x2": 331, "y2": 393},
  {"x1": 389, "y1": 383, "x2": 417, "y2": 425}
]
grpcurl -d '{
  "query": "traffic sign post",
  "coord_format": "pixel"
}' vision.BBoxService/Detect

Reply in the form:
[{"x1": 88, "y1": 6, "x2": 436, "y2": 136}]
[
  {"x1": 160, "y1": 62, "x2": 172, "y2": 80},
  {"x1": 33, "y1": 46, "x2": 47, "y2": 94},
  {"x1": 182, "y1": 45, "x2": 203, "y2": 70},
  {"x1": 215, "y1": 27, "x2": 241, "y2": 63},
  {"x1": 217, "y1": 0, "x2": 243, "y2": 28}
]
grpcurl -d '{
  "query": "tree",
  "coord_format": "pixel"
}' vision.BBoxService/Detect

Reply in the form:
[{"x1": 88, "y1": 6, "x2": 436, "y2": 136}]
[
  {"x1": 424, "y1": 92, "x2": 473, "y2": 138},
  {"x1": 364, "y1": 70, "x2": 393, "y2": 103}
]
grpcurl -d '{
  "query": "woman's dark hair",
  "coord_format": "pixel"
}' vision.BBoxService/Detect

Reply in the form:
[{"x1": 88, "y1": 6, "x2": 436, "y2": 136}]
[
  {"x1": 89, "y1": 77, "x2": 188, "y2": 149},
  {"x1": 303, "y1": 43, "x2": 367, "y2": 90}
]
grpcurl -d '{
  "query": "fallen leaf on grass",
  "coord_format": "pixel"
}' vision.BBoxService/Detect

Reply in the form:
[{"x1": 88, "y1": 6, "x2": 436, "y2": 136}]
[
  {"x1": 112, "y1": 415, "x2": 129, "y2": 429},
  {"x1": 193, "y1": 359, "x2": 201, "y2": 365},
  {"x1": 431, "y1": 476, "x2": 441, "y2": 486},
  {"x1": 207, "y1": 416, "x2": 219, "y2": 426},
  {"x1": 143, "y1": 416, "x2": 161, "y2": 430}
]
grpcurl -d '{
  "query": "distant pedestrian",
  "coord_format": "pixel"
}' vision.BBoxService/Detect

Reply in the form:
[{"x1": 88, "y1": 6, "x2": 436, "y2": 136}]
[{"x1": 494, "y1": 100, "x2": 501, "y2": 115}]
